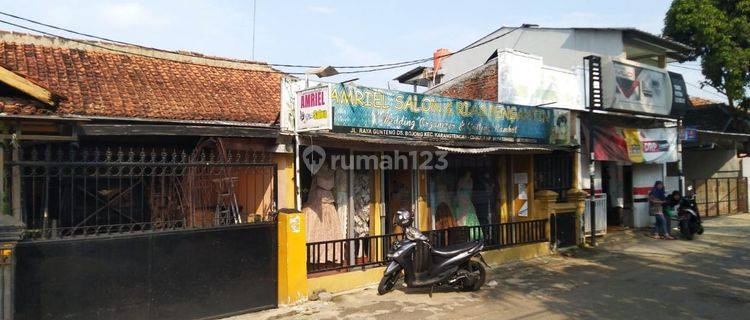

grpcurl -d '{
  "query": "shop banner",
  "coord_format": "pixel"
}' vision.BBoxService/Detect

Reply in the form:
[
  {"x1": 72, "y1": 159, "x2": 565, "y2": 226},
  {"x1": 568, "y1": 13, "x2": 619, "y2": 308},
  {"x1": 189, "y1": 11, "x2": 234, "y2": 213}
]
[
  {"x1": 496, "y1": 50, "x2": 584, "y2": 111},
  {"x1": 593, "y1": 126, "x2": 677, "y2": 163},
  {"x1": 295, "y1": 86, "x2": 332, "y2": 132},
  {"x1": 330, "y1": 84, "x2": 571, "y2": 145},
  {"x1": 604, "y1": 60, "x2": 672, "y2": 115}
]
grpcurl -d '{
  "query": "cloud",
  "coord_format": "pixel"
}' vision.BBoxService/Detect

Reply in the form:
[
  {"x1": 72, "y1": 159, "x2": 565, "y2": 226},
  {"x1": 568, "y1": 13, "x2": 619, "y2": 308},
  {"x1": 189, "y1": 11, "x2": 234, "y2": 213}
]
[
  {"x1": 306, "y1": 5, "x2": 334, "y2": 14},
  {"x1": 99, "y1": 3, "x2": 169, "y2": 28}
]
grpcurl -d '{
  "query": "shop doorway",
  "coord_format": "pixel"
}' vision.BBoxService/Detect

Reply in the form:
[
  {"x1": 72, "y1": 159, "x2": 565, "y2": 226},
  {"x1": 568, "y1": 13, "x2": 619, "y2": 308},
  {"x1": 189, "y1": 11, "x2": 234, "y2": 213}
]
[
  {"x1": 383, "y1": 168, "x2": 415, "y2": 234},
  {"x1": 601, "y1": 162, "x2": 634, "y2": 227}
]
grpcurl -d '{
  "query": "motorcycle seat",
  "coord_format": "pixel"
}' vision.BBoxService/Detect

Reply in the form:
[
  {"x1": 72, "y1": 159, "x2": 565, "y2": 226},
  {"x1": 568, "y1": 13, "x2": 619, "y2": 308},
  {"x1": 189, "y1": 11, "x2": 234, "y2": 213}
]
[{"x1": 431, "y1": 241, "x2": 481, "y2": 257}]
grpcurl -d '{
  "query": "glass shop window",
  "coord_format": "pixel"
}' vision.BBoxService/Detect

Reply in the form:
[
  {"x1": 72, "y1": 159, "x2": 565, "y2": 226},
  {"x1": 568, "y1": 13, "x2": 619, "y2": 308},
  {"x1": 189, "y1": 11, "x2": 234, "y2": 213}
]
[
  {"x1": 300, "y1": 147, "x2": 375, "y2": 243},
  {"x1": 427, "y1": 155, "x2": 500, "y2": 230}
]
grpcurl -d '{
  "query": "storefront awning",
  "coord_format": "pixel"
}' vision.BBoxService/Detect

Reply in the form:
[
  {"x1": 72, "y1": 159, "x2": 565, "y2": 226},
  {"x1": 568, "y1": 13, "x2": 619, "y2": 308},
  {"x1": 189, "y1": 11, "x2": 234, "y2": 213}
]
[
  {"x1": 299, "y1": 131, "x2": 576, "y2": 154},
  {"x1": 583, "y1": 109, "x2": 678, "y2": 129}
]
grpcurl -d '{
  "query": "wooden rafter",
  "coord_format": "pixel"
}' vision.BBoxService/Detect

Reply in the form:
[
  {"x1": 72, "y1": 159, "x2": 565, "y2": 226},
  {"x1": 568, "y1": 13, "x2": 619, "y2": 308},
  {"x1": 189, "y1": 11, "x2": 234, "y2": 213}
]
[{"x1": 0, "y1": 64, "x2": 58, "y2": 106}]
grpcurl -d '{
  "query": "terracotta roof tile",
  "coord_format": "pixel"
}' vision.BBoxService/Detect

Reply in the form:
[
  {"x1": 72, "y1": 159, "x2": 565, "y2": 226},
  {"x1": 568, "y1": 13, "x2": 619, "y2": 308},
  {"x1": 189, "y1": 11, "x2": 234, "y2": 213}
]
[
  {"x1": 0, "y1": 96, "x2": 51, "y2": 115},
  {"x1": 0, "y1": 31, "x2": 283, "y2": 124},
  {"x1": 689, "y1": 96, "x2": 723, "y2": 108}
]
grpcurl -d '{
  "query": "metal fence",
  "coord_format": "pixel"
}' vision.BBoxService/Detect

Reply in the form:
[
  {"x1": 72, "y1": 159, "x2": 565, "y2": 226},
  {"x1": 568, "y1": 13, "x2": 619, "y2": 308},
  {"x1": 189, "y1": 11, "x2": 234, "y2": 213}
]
[
  {"x1": 306, "y1": 219, "x2": 548, "y2": 274},
  {"x1": 692, "y1": 177, "x2": 748, "y2": 217},
  {"x1": 584, "y1": 193, "x2": 607, "y2": 236},
  {"x1": 6, "y1": 143, "x2": 278, "y2": 240}
]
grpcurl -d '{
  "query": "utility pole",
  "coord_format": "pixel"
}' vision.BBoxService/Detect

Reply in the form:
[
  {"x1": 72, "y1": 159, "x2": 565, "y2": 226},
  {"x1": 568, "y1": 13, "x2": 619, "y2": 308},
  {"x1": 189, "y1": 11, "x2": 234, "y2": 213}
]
[
  {"x1": 583, "y1": 55, "x2": 602, "y2": 246},
  {"x1": 678, "y1": 119, "x2": 685, "y2": 195},
  {"x1": 251, "y1": 0, "x2": 257, "y2": 60}
]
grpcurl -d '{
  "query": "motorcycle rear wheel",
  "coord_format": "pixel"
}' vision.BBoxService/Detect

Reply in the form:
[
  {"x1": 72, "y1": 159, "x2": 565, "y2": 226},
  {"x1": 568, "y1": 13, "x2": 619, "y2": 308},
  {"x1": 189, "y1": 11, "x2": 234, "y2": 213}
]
[
  {"x1": 377, "y1": 271, "x2": 402, "y2": 295},
  {"x1": 461, "y1": 260, "x2": 486, "y2": 291}
]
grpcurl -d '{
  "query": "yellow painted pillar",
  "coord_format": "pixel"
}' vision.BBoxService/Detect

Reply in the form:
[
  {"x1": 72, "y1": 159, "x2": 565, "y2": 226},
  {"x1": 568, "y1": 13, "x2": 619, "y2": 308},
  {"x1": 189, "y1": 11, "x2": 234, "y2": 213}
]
[
  {"x1": 277, "y1": 211, "x2": 307, "y2": 305},
  {"x1": 417, "y1": 168, "x2": 430, "y2": 231},
  {"x1": 566, "y1": 188, "x2": 589, "y2": 247},
  {"x1": 534, "y1": 190, "x2": 558, "y2": 240},
  {"x1": 370, "y1": 167, "x2": 383, "y2": 261},
  {"x1": 274, "y1": 153, "x2": 297, "y2": 210},
  {"x1": 370, "y1": 167, "x2": 382, "y2": 236},
  {"x1": 498, "y1": 156, "x2": 509, "y2": 223}
]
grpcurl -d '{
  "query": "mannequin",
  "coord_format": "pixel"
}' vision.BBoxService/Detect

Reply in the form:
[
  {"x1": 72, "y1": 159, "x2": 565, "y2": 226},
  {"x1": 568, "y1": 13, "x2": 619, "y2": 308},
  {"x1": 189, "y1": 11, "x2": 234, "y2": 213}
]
[
  {"x1": 433, "y1": 173, "x2": 455, "y2": 230},
  {"x1": 334, "y1": 167, "x2": 349, "y2": 237},
  {"x1": 352, "y1": 170, "x2": 372, "y2": 238},
  {"x1": 304, "y1": 164, "x2": 343, "y2": 263},
  {"x1": 453, "y1": 171, "x2": 481, "y2": 239},
  {"x1": 352, "y1": 170, "x2": 372, "y2": 260}
]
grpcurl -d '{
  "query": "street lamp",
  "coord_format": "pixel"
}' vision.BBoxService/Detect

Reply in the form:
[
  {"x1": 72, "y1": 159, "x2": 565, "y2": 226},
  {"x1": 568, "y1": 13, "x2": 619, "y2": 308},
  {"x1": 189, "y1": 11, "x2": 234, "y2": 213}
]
[{"x1": 306, "y1": 66, "x2": 340, "y2": 78}]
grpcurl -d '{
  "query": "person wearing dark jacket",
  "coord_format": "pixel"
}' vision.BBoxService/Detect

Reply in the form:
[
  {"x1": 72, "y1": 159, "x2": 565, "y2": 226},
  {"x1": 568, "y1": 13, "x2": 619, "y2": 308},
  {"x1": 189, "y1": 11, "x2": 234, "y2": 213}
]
[
  {"x1": 662, "y1": 191, "x2": 682, "y2": 239},
  {"x1": 648, "y1": 181, "x2": 673, "y2": 239}
]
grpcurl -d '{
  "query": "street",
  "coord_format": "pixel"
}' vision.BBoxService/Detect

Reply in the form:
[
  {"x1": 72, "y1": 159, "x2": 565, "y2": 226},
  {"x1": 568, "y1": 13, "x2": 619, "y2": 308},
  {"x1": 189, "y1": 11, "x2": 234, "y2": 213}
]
[{"x1": 245, "y1": 214, "x2": 750, "y2": 320}]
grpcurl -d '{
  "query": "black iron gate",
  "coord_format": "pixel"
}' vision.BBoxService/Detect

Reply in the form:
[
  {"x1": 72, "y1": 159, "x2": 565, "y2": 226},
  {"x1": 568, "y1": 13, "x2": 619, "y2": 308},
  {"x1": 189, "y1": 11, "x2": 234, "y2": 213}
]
[
  {"x1": 7, "y1": 141, "x2": 280, "y2": 319},
  {"x1": 550, "y1": 212, "x2": 576, "y2": 248},
  {"x1": 15, "y1": 223, "x2": 277, "y2": 320}
]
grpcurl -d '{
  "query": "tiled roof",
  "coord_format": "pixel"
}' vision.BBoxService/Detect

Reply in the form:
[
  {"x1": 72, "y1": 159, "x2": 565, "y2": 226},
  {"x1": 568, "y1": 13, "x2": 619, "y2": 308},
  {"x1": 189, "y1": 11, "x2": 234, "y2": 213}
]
[
  {"x1": 0, "y1": 96, "x2": 51, "y2": 115},
  {"x1": 689, "y1": 96, "x2": 723, "y2": 108},
  {"x1": 0, "y1": 31, "x2": 284, "y2": 125}
]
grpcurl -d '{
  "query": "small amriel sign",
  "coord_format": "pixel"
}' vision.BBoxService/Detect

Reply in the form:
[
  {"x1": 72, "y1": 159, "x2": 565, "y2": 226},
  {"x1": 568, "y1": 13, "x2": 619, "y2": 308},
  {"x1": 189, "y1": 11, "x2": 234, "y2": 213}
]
[{"x1": 295, "y1": 86, "x2": 332, "y2": 132}]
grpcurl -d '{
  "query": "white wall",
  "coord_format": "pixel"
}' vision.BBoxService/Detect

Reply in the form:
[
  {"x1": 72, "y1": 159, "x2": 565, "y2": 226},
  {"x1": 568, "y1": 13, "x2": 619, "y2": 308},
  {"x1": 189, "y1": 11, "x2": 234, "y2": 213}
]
[
  {"x1": 440, "y1": 28, "x2": 626, "y2": 84},
  {"x1": 632, "y1": 164, "x2": 666, "y2": 228},
  {"x1": 684, "y1": 148, "x2": 741, "y2": 180},
  {"x1": 579, "y1": 155, "x2": 603, "y2": 193},
  {"x1": 605, "y1": 164, "x2": 625, "y2": 208}
]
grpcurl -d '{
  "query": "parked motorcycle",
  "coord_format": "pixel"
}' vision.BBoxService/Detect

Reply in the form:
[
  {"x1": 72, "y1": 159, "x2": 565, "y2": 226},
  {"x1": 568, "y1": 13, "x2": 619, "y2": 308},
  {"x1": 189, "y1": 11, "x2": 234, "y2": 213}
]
[
  {"x1": 678, "y1": 186, "x2": 704, "y2": 240},
  {"x1": 378, "y1": 210, "x2": 488, "y2": 295}
]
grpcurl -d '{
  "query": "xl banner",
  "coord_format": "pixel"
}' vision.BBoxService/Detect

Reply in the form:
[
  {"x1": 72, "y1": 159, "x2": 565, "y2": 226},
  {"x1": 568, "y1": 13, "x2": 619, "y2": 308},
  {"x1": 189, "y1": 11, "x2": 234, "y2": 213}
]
[
  {"x1": 593, "y1": 126, "x2": 678, "y2": 163},
  {"x1": 330, "y1": 84, "x2": 571, "y2": 145}
]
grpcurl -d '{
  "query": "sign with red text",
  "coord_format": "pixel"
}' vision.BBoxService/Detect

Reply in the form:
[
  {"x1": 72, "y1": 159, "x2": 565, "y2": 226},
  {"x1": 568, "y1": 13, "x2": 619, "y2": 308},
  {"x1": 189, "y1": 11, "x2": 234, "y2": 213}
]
[
  {"x1": 592, "y1": 126, "x2": 677, "y2": 164},
  {"x1": 295, "y1": 85, "x2": 332, "y2": 132}
]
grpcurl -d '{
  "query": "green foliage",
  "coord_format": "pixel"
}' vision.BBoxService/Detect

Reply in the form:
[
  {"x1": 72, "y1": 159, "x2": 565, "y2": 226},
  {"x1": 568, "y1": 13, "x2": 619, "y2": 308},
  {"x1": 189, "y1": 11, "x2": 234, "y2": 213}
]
[{"x1": 663, "y1": 0, "x2": 750, "y2": 108}]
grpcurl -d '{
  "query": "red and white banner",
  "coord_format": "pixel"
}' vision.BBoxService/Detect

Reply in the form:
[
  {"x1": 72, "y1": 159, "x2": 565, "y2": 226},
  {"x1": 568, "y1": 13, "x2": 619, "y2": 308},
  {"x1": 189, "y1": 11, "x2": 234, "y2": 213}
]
[{"x1": 591, "y1": 126, "x2": 677, "y2": 164}]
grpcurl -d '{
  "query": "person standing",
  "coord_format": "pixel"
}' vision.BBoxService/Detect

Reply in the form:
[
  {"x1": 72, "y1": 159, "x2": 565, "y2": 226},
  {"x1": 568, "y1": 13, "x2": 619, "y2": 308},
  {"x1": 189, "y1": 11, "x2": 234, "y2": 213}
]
[{"x1": 648, "y1": 181, "x2": 672, "y2": 239}]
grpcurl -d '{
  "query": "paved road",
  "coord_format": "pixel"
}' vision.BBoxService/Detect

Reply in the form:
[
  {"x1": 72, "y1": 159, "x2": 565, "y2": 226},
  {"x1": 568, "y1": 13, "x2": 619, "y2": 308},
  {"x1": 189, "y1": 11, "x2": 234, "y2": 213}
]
[{"x1": 243, "y1": 214, "x2": 750, "y2": 320}]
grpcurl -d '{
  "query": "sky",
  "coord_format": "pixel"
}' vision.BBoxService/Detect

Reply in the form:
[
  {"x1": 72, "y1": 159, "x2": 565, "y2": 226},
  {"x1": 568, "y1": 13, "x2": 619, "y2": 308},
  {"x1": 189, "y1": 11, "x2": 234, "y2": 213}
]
[{"x1": 0, "y1": 0, "x2": 729, "y2": 103}]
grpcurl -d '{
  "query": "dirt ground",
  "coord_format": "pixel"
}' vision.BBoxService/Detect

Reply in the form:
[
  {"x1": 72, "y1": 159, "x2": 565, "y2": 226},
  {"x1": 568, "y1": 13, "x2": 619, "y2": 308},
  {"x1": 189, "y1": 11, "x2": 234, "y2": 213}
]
[{"x1": 237, "y1": 214, "x2": 750, "y2": 320}]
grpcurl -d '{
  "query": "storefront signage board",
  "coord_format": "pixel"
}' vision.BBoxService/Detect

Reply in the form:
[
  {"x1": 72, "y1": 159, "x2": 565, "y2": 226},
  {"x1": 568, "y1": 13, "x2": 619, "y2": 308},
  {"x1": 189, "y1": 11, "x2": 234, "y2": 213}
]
[
  {"x1": 329, "y1": 84, "x2": 570, "y2": 145},
  {"x1": 295, "y1": 85, "x2": 333, "y2": 132},
  {"x1": 592, "y1": 126, "x2": 678, "y2": 164},
  {"x1": 496, "y1": 49, "x2": 584, "y2": 111},
  {"x1": 603, "y1": 60, "x2": 673, "y2": 116}
]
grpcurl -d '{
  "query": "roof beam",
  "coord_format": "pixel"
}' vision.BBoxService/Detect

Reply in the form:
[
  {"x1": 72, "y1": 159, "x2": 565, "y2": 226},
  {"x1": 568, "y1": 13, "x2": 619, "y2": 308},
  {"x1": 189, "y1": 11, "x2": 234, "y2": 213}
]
[{"x1": 0, "y1": 65, "x2": 57, "y2": 106}]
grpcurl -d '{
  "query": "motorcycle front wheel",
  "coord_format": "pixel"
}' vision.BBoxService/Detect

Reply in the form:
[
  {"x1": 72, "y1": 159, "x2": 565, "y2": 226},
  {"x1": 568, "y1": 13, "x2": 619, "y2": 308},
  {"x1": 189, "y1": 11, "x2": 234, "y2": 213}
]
[
  {"x1": 461, "y1": 260, "x2": 487, "y2": 291},
  {"x1": 377, "y1": 271, "x2": 402, "y2": 295}
]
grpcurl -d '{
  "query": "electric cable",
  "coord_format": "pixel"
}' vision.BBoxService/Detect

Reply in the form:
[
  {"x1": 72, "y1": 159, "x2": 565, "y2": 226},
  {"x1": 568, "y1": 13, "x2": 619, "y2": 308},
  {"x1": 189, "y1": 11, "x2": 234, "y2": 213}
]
[{"x1": 0, "y1": 10, "x2": 520, "y2": 73}]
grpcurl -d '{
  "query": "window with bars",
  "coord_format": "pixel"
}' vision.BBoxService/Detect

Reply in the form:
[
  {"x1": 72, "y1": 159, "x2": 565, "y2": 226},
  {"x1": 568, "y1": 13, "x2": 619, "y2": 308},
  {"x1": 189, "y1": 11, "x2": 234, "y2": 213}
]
[{"x1": 534, "y1": 151, "x2": 574, "y2": 201}]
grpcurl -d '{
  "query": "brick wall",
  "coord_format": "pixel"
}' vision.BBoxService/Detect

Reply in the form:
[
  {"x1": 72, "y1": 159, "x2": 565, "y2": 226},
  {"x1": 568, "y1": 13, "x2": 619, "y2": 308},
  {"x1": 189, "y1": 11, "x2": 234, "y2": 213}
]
[{"x1": 428, "y1": 60, "x2": 497, "y2": 102}]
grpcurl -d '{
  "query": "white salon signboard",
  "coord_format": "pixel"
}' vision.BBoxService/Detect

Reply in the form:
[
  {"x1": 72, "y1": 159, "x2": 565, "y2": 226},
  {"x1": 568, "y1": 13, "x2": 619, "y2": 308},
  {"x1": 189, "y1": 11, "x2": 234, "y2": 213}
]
[
  {"x1": 496, "y1": 50, "x2": 584, "y2": 111},
  {"x1": 295, "y1": 85, "x2": 333, "y2": 132}
]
